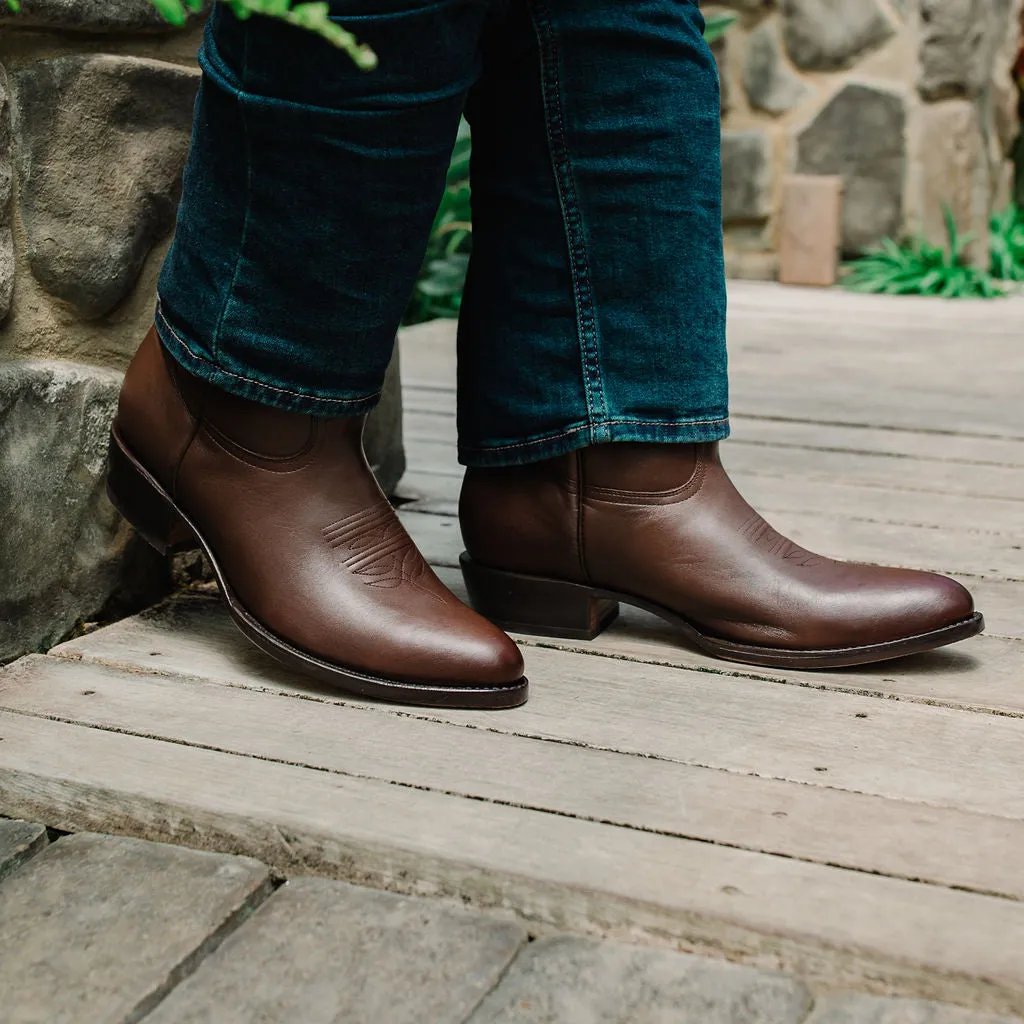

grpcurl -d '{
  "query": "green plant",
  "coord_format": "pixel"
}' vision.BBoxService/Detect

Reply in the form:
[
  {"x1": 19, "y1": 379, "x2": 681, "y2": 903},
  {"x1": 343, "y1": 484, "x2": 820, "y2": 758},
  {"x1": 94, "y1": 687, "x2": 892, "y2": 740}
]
[
  {"x1": 702, "y1": 12, "x2": 737, "y2": 45},
  {"x1": 989, "y1": 203, "x2": 1024, "y2": 282},
  {"x1": 404, "y1": 15, "x2": 738, "y2": 323},
  {"x1": 2, "y1": 0, "x2": 380, "y2": 66},
  {"x1": 842, "y1": 206, "x2": 1005, "y2": 299},
  {"x1": 404, "y1": 120, "x2": 473, "y2": 325}
]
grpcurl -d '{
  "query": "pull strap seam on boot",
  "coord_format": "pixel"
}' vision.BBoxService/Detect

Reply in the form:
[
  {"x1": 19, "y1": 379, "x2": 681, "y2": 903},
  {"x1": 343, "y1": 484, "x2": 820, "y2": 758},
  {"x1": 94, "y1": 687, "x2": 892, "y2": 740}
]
[
  {"x1": 169, "y1": 371, "x2": 206, "y2": 507},
  {"x1": 585, "y1": 458, "x2": 708, "y2": 507},
  {"x1": 574, "y1": 449, "x2": 593, "y2": 584}
]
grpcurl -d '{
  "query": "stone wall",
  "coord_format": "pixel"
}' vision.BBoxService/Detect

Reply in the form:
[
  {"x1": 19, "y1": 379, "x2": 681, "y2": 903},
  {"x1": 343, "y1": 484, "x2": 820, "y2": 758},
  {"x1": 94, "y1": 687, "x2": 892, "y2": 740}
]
[
  {"x1": 0, "y1": 5, "x2": 403, "y2": 661},
  {"x1": 716, "y1": 0, "x2": 1023, "y2": 277}
]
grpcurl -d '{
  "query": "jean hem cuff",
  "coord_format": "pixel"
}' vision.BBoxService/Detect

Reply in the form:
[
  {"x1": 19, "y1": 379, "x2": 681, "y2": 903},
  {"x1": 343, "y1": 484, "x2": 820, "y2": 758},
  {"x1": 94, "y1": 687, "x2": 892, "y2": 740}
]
[
  {"x1": 154, "y1": 304, "x2": 381, "y2": 417},
  {"x1": 458, "y1": 416, "x2": 731, "y2": 467}
]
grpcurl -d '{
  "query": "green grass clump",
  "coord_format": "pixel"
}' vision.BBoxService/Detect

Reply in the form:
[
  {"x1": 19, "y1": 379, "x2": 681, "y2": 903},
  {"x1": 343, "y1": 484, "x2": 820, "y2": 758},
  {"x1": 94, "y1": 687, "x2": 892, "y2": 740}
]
[
  {"x1": 843, "y1": 206, "x2": 1006, "y2": 299},
  {"x1": 989, "y1": 203, "x2": 1024, "y2": 282},
  {"x1": 404, "y1": 121, "x2": 473, "y2": 325}
]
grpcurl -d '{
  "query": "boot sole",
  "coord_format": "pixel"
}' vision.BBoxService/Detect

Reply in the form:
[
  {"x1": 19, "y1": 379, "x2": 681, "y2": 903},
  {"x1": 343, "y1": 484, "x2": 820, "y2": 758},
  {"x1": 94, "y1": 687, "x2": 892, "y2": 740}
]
[
  {"x1": 460, "y1": 553, "x2": 985, "y2": 670},
  {"x1": 106, "y1": 429, "x2": 528, "y2": 709}
]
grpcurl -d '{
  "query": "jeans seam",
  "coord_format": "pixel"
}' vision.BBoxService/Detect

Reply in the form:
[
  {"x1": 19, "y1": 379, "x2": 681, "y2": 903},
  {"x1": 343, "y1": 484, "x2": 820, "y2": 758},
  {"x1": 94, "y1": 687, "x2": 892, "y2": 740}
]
[
  {"x1": 527, "y1": 0, "x2": 608, "y2": 440},
  {"x1": 460, "y1": 415, "x2": 730, "y2": 454},
  {"x1": 211, "y1": 25, "x2": 253, "y2": 363},
  {"x1": 156, "y1": 304, "x2": 382, "y2": 407}
]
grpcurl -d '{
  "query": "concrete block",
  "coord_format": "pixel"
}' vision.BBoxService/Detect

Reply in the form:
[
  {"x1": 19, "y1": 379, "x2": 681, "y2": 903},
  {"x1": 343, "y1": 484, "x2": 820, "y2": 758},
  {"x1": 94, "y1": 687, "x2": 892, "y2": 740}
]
[
  {"x1": 146, "y1": 877, "x2": 527, "y2": 1024},
  {"x1": 468, "y1": 935, "x2": 812, "y2": 1023},
  {"x1": 0, "y1": 819, "x2": 48, "y2": 881},
  {"x1": 0, "y1": 832, "x2": 270, "y2": 1024},
  {"x1": 779, "y1": 174, "x2": 843, "y2": 286},
  {"x1": 806, "y1": 992, "x2": 1023, "y2": 1024}
]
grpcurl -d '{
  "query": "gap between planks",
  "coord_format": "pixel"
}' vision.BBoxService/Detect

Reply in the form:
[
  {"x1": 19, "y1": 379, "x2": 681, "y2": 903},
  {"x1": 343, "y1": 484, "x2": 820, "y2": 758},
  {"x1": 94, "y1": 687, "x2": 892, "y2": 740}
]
[
  {"x1": 52, "y1": 575, "x2": 1024, "y2": 718},
  {"x1": 3, "y1": 651, "x2": 1024, "y2": 908},
  {"x1": 401, "y1": 394, "x2": 1024, "y2": 470},
  {"x1": 44, "y1": 607, "x2": 1024, "y2": 821},
  {"x1": 2, "y1": 655, "x2": 1024, "y2": 905},
  {"x1": 3, "y1": 705, "x2": 1024, "y2": 1015}
]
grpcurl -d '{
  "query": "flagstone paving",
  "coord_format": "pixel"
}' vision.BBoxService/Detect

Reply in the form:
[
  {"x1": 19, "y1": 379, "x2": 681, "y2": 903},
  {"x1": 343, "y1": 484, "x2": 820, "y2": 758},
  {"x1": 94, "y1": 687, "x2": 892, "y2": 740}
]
[{"x1": 0, "y1": 824, "x2": 1020, "y2": 1023}]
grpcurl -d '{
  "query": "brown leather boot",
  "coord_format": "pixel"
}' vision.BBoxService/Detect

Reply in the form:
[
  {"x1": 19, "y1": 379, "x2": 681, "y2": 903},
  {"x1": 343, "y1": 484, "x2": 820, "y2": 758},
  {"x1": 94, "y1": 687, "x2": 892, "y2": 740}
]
[
  {"x1": 459, "y1": 442, "x2": 983, "y2": 669},
  {"x1": 108, "y1": 328, "x2": 526, "y2": 708}
]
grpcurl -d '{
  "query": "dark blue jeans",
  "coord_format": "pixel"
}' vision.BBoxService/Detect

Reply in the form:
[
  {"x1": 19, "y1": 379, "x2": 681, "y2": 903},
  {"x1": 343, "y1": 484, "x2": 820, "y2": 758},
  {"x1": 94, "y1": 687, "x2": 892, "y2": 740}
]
[{"x1": 156, "y1": 0, "x2": 728, "y2": 467}]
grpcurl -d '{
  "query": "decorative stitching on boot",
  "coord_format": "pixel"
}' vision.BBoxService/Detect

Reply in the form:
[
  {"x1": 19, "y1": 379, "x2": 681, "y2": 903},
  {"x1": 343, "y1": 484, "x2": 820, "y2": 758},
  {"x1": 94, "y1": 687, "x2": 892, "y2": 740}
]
[
  {"x1": 737, "y1": 512, "x2": 823, "y2": 567},
  {"x1": 322, "y1": 505, "x2": 449, "y2": 603}
]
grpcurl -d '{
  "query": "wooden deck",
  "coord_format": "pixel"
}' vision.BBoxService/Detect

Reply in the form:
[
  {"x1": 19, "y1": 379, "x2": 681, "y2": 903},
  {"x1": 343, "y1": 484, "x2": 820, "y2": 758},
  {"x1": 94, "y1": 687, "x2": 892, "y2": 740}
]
[{"x1": 1, "y1": 282, "x2": 1022, "y2": 1014}]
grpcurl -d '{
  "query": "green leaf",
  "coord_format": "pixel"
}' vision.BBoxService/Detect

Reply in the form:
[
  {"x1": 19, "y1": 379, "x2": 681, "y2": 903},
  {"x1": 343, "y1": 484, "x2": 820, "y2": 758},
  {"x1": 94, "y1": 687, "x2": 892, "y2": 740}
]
[
  {"x1": 148, "y1": 0, "x2": 186, "y2": 25},
  {"x1": 702, "y1": 13, "x2": 736, "y2": 45},
  {"x1": 989, "y1": 203, "x2": 1024, "y2": 281},
  {"x1": 148, "y1": 0, "x2": 378, "y2": 67}
]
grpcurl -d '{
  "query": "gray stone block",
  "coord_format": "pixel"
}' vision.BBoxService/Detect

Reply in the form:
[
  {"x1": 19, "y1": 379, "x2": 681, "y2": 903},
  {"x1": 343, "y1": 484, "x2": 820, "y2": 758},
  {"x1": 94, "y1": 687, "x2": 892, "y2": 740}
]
[
  {"x1": 781, "y1": 0, "x2": 896, "y2": 71},
  {"x1": 722, "y1": 129, "x2": 773, "y2": 223},
  {"x1": 468, "y1": 935, "x2": 812, "y2": 1023},
  {"x1": 11, "y1": 55, "x2": 199, "y2": 319},
  {"x1": 364, "y1": 345, "x2": 406, "y2": 496},
  {"x1": 744, "y1": 18, "x2": 812, "y2": 116},
  {"x1": 917, "y1": 0, "x2": 1009, "y2": 102},
  {"x1": 0, "y1": 0, "x2": 207, "y2": 32},
  {"x1": 711, "y1": 34, "x2": 732, "y2": 116},
  {"x1": 795, "y1": 82, "x2": 907, "y2": 254},
  {"x1": 806, "y1": 992, "x2": 1023, "y2": 1024},
  {"x1": 0, "y1": 820, "x2": 48, "y2": 882},
  {"x1": 145, "y1": 877, "x2": 527, "y2": 1024},
  {"x1": 0, "y1": 360, "x2": 166, "y2": 661},
  {"x1": 0, "y1": 65, "x2": 13, "y2": 323},
  {"x1": 0, "y1": 832, "x2": 270, "y2": 1024}
]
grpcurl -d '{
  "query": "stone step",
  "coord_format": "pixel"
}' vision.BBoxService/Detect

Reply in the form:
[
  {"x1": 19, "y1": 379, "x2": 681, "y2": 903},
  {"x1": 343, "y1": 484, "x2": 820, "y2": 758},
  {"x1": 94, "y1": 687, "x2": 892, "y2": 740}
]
[
  {"x1": 0, "y1": 819, "x2": 48, "y2": 882},
  {"x1": 0, "y1": 824, "x2": 1019, "y2": 1023},
  {"x1": 145, "y1": 878, "x2": 527, "y2": 1024},
  {"x1": 0, "y1": 832, "x2": 270, "y2": 1024}
]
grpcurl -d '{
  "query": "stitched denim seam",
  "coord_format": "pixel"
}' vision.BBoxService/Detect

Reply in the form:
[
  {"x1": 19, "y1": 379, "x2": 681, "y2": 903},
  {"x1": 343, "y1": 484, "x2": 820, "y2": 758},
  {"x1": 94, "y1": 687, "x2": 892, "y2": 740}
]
[
  {"x1": 157, "y1": 305, "x2": 382, "y2": 407},
  {"x1": 211, "y1": 26, "x2": 253, "y2": 363},
  {"x1": 461, "y1": 415, "x2": 730, "y2": 453},
  {"x1": 527, "y1": 0, "x2": 608, "y2": 438}
]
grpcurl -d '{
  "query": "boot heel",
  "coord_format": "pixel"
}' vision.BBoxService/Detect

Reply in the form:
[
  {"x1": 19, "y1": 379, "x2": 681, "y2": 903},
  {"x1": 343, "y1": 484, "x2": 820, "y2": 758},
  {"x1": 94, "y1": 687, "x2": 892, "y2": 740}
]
[
  {"x1": 106, "y1": 431, "x2": 197, "y2": 555},
  {"x1": 460, "y1": 553, "x2": 619, "y2": 640}
]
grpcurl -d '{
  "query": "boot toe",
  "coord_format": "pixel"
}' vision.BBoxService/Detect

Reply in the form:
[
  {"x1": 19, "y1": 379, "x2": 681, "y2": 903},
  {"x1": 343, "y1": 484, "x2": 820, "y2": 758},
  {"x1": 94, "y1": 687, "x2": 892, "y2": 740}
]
[
  {"x1": 456, "y1": 629, "x2": 526, "y2": 687},
  {"x1": 858, "y1": 569, "x2": 976, "y2": 647},
  {"x1": 374, "y1": 603, "x2": 525, "y2": 689},
  {"x1": 909, "y1": 572, "x2": 975, "y2": 634}
]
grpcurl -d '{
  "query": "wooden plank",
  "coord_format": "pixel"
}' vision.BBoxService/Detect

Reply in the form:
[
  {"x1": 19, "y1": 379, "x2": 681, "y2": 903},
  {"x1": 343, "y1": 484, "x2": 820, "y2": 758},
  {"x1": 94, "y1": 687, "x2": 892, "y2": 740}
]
[
  {"x1": 729, "y1": 418, "x2": 1024, "y2": 470},
  {"x1": 2, "y1": 710, "x2": 1024, "y2": 1013},
  {"x1": 727, "y1": 373, "x2": 1024, "y2": 441},
  {"x1": 402, "y1": 401, "x2": 1024, "y2": 467},
  {"x1": 403, "y1": 385, "x2": 461, "y2": 416},
  {"x1": 6, "y1": 655, "x2": 1024, "y2": 904},
  {"x1": 401, "y1": 402, "x2": 1024, "y2": 473},
  {"x1": 50, "y1": 588, "x2": 1024, "y2": 716},
  {"x1": 399, "y1": 293, "x2": 1024, "y2": 437},
  {"x1": 426, "y1": 567, "x2": 1024, "y2": 712},
  {"x1": 44, "y1": 604, "x2": 1024, "y2": 819},
  {"x1": 404, "y1": 432, "x2": 1024, "y2": 503}
]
